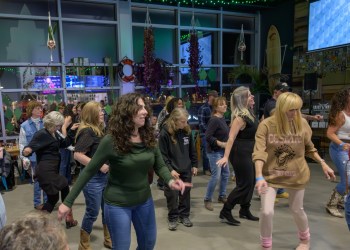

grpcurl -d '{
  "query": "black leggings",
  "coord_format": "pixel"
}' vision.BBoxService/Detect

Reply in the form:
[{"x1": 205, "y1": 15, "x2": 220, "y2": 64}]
[{"x1": 42, "y1": 185, "x2": 70, "y2": 213}]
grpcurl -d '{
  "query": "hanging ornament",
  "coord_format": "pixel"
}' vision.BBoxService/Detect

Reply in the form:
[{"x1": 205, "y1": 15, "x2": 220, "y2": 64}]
[
  {"x1": 238, "y1": 24, "x2": 246, "y2": 61},
  {"x1": 143, "y1": 6, "x2": 155, "y2": 91},
  {"x1": 47, "y1": 11, "x2": 57, "y2": 62},
  {"x1": 188, "y1": 6, "x2": 202, "y2": 93}
]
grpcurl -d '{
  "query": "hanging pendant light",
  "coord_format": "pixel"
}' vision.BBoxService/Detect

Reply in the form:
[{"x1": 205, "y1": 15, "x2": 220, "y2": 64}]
[
  {"x1": 238, "y1": 24, "x2": 246, "y2": 61},
  {"x1": 47, "y1": 11, "x2": 56, "y2": 62}
]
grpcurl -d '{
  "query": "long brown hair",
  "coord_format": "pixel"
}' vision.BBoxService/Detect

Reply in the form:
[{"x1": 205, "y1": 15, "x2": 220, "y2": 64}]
[
  {"x1": 108, "y1": 93, "x2": 156, "y2": 153},
  {"x1": 328, "y1": 88, "x2": 350, "y2": 126}
]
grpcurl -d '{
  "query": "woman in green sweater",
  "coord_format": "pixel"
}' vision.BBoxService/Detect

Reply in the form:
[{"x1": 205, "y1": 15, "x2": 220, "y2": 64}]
[{"x1": 58, "y1": 93, "x2": 189, "y2": 250}]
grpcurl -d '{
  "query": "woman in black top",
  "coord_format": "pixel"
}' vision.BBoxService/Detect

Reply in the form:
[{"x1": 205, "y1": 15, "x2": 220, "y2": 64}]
[
  {"x1": 217, "y1": 86, "x2": 259, "y2": 225},
  {"x1": 74, "y1": 101, "x2": 112, "y2": 249},
  {"x1": 23, "y1": 111, "x2": 79, "y2": 228},
  {"x1": 204, "y1": 97, "x2": 230, "y2": 211}
]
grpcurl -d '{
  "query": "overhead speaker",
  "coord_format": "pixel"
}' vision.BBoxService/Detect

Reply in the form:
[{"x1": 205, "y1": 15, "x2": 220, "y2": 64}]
[{"x1": 304, "y1": 73, "x2": 318, "y2": 91}]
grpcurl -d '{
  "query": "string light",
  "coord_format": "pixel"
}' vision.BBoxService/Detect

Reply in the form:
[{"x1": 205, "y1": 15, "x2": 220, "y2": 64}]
[
  {"x1": 0, "y1": 67, "x2": 103, "y2": 75},
  {"x1": 141, "y1": 0, "x2": 271, "y2": 7}
]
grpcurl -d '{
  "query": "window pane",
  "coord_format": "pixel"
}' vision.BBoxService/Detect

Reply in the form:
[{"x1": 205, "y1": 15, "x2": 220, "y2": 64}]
[
  {"x1": 0, "y1": 0, "x2": 58, "y2": 16},
  {"x1": 222, "y1": 32, "x2": 253, "y2": 65},
  {"x1": 66, "y1": 90, "x2": 112, "y2": 104},
  {"x1": 2, "y1": 90, "x2": 64, "y2": 136},
  {"x1": 2, "y1": 92, "x2": 23, "y2": 136},
  {"x1": 0, "y1": 19, "x2": 60, "y2": 63},
  {"x1": 132, "y1": 7, "x2": 176, "y2": 25},
  {"x1": 223, "y1": 15, "x2": 255, "y2": 30},
  {"x1": 180, "y1": 12, "x2": 218, "y2": 28},
  {"x1": 0, "y1": 67, "x2": 22, "y2": 89},
  {"x1": 0, "y1": 66, "x2": 61, "y2": 89},
  {"x1": 133, "y1": 27, "x2": 176, "y2": 64},
  {"x1": 180, "y1": 30, "x2": 218, "y2": 66},
  {"x1": 180, "y1": 67, "x2": 219, "y2": 87},
  {"x1": 63, "y1": 23, "x2": 117, "y2": 63},
  {"x1": 65, "y1": 66, "x2": 116, "y2": 88},
  {"x1": 61, "y1": 1, "x2": 116, "y2": 21}
]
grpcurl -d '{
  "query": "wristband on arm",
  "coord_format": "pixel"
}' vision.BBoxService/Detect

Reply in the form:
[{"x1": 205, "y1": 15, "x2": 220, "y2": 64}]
[{"x1": 256, "y1": 176, "x2": 265, "y2": 181}]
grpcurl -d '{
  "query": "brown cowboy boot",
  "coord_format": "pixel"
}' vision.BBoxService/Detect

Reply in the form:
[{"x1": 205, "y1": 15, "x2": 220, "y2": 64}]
[{"x1": 103, "y1": 224, "x2": 112, "y2": 249}]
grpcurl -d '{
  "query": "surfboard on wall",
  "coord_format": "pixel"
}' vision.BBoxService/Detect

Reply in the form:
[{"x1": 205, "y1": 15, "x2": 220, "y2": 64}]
[{"x1": 266, "y1": 25, "x2": 282, "y2": 91}]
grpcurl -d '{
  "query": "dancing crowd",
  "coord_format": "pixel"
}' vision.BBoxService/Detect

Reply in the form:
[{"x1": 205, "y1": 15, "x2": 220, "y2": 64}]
[{"x1": 1, "y1": 84, "x2": 350, "y2": 250}]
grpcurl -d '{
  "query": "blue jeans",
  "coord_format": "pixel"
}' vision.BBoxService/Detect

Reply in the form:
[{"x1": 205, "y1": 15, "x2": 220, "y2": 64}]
[
  {"x1": 104, "y1": 198, "x2": 156, "y2": 250},
  {"x1": 329, "y1": 142, "x2": 349, "y2": 195},
  {"x1": 345, "y1": 194, "x2": 350, "y2": 231},
  {"x1": 205, "y1": 151, "x2": 230, "y2": 201},
  {"x1": 200, "y1": 134, "x2": 209, "y2": 172},
  {"x1": 82, "y1": 171, "x2": 108, "y2": 234},
  {"x1": 59, "y1": 148, "x2": 72, "y2": 185},
  {"x1": 32, "y1": 162, "x2": 47, "y2": 207}
]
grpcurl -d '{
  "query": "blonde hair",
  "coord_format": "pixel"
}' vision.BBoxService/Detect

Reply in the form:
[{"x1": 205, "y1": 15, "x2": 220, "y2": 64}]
[
  {"x1": 164, "y1": 108, "x2": 191, "y2": 144},
  {"x1": 165, "y1": 96, "x2": 174, "y2": 106},
  {"x1": 43, "y1": 111, "x2": 64, "y2": 130},
  {"x1": 76, "y1": 101, "x2": 104, "y2": 140},
  {"x1": 274, "y1": 92, "x2": 303, "y2": 137},
  {"x1": 230, "y1": 86, "x2": 254, "y2": 121}
]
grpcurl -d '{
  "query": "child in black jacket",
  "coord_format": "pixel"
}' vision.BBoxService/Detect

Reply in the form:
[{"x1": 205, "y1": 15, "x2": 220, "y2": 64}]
[{"x1": 158, "y1": 108, "x2": 198, "y2": 231}]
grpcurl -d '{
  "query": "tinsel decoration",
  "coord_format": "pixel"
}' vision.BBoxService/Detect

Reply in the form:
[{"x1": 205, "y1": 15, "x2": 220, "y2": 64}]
[
  {"x1": 143, "y1": 7, "x2": 155, "y2": 91},
  {"x1": 187, "y1": 30, "x2": 202, "y2": 92}
]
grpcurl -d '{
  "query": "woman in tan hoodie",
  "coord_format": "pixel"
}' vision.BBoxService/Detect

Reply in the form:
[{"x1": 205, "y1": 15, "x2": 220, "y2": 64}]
[{"x1": 253, "y1": 92, "x2": 335, "y2": 250}]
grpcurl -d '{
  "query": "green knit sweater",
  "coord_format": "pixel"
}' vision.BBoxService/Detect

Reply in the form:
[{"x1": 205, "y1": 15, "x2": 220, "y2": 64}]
[{"x1": 63, "y1": 134, "x2": 173, "y2": 207}]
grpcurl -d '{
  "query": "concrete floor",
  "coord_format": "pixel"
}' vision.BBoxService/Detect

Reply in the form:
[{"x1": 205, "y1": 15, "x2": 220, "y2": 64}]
[{"x1": 1, "y1": 161, "x2": 348, "y2": 250}]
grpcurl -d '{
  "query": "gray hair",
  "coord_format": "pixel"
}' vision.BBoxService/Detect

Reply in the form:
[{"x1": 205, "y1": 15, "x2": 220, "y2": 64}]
[
  {"x1": 0, "y1": 212, "x2": 68, "y2": 250},
  {"x1": 43, "y1": 111, "x2": 64, "y2": 130}
]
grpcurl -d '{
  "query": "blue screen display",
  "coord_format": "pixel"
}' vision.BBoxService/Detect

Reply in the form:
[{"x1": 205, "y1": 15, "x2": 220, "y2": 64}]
[
  {"x1": 33, "y1": 76, "x2": 61, "y2": 89},
  {"x1": 65, "y1": 75, "x2": 84, "y2": 88},
  {"x1": 33, "y1": 75, "x2": 108, "y2": 89},
  {"x1": 308, "y1": 0, "x2": 350, "y2": 51},
  {"x1": 85, "y1": 76, "x2": 108, "y2": 87},
  {"x1": 66, "y1": 75, "x2": 108, "y2": 88}
]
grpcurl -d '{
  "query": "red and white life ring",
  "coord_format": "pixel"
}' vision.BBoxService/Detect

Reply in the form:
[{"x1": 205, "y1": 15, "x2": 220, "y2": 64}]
[{"x1": 118, "y1": 57, "x2": 135, "y2": 83}]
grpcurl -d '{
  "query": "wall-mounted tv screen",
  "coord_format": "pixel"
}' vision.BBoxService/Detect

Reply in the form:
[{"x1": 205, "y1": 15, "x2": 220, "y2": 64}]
[
  {"x1": 85, "y1": 76, "x2": 108, "y2": 87},
  {"x1": 65, "y1": 75, "x2": 108, "y2": 88},
  {"x1": 308, "y1": 0, "x2": 350, "y2": 51},
  {"x1": 66, "y1": 75, "x2": 84, "y2": 88},
  {"x1": 33, "y1": 76, "x2": 61, "y2": 94},
  {"x1": 180, "y1": 34, "x2": 212, "y2": 74}
]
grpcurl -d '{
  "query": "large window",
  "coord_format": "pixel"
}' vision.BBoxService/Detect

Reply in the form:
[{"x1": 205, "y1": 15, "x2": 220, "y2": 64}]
[{"x1": 0, "y1": 0, "x2": 259, "y2": 141}]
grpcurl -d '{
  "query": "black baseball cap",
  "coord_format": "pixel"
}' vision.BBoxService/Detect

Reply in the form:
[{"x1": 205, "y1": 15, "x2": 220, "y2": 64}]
[{"x1": 274, "y1": 82, "x2": 291, "y2": 92}]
